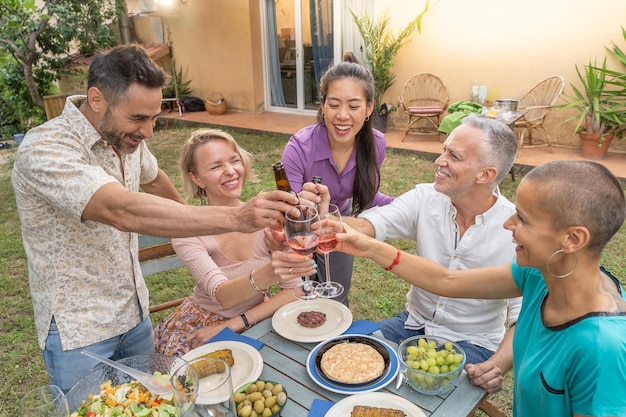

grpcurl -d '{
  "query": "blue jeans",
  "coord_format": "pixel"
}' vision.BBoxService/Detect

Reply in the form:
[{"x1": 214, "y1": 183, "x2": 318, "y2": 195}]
[
  {"x1": 378, "y1": 311, "x2": 494, "y2": 364},
  {"x1": 43, "y1": 317, "x2": 155, "y2": 392}
]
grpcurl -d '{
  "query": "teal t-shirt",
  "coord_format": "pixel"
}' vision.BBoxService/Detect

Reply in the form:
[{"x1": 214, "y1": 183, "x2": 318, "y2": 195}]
[{"x1": 511, "y1": 261, "x2": 626, "y2": 417}]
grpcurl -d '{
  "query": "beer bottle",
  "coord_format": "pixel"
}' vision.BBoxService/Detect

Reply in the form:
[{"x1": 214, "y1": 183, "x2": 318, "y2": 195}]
[
  {"x1": 273, "y1": 162, "x2": 295, "y2": 195},
  {"x1": 311, "y1": 176, "x2": 327, "y2": 215}
]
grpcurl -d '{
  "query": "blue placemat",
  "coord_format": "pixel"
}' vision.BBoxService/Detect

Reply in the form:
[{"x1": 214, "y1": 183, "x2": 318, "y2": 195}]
[
  {"x1": 343, "y1": 319, "x2": 380, "y2": 335},
  {"x1": 308, "y1": 399, "x2": 335, "y2": 417},
  {"x1": 206, "y1": 327, "x2": 264, "y2": 350}
]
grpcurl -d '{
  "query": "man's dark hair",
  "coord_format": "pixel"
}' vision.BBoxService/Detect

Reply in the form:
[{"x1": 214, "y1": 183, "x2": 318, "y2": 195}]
[{"x1": 87, "y1": 44, "x2": 169, "y2": 106}]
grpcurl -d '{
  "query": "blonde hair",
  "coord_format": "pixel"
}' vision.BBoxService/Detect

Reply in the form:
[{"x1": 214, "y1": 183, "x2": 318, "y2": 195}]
[{"x1": 179, "y1": 129, "x2": 257, "y2": 203}]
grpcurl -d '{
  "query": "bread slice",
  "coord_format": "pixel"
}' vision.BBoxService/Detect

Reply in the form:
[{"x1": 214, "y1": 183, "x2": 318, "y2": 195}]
[{"x1": 351, "y1": 405, "x2": 406, "y2": 417}]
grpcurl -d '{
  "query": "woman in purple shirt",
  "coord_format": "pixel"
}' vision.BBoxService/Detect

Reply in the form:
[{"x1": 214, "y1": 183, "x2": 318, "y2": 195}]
[{"x1": 281, "y1": 53, "x2": 394, "y2": 305}]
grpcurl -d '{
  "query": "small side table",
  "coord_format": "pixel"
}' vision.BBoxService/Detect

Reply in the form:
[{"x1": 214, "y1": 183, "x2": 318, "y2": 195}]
[{"x1": 162, "y1": 97, "x2": 183, "y2": 117}]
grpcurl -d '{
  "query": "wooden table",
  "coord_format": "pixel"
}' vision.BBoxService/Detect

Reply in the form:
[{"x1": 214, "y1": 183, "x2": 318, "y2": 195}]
[{"x1": 242, "y1": 318, "x2": 487, "y2": 417}]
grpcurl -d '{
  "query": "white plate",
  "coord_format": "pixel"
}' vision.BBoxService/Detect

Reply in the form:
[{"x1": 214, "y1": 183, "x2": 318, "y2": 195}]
[
  {"x1": 326, "y1": 392, "x2": 427, "y2": 417},
  {"x1": 182, "y1": 340, "x2": 263, "y2": 393},
  {"x1": 306, "y1": 334, "x2": 399, "y2": 395},
  {"x1": 271, "y1": 298, "x2": 352, "y2": 343}
]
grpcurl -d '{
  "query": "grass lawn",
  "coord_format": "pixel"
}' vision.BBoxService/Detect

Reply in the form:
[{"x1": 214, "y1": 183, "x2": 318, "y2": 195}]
[{"x1": 1, "y1": 125, "x2": 624, "y2": 417}]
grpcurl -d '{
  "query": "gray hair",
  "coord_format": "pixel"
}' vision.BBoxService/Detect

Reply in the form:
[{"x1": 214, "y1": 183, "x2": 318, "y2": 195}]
[{"x1": 461, "y1": 115, "x2": 518, "y2": 185}]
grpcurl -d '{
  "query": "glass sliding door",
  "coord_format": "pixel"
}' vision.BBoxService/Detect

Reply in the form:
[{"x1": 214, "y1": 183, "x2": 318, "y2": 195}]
[{"x1": 265, "y1": 0, "x2": 334, "y2": 112}]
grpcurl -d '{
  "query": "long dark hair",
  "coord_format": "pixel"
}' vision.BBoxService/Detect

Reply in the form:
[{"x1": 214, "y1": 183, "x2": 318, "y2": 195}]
[{"x1": 316, "y1": 56, "x2": 380, "y2": 215}]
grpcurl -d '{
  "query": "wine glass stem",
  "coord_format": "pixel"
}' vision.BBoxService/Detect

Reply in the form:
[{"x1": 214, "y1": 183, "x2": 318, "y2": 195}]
[
  {"x1": 323, "y1": 252, "x2": 331, "y2": 285},
  {"x1": 302, "y1": 274, "x2": 314, "y2": 293}
]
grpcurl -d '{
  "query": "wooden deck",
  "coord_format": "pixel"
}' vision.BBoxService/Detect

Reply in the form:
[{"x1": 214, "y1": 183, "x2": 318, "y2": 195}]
[{"x1": 158, "y1": 109, "x2": 626, "y2": 181}]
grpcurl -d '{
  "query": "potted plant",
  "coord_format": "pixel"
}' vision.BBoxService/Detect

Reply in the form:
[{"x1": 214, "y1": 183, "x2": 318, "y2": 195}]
[
  {"x1": 350, "y1": 2, "x2": 430, "y2": 132},
  {"x1": 561, "y1": 58, "x2": 626, "y2": 160}
]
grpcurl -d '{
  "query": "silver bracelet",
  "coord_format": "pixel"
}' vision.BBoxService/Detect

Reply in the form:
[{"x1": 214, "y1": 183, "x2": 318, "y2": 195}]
[
  {"x1": 249, "y1": 269, "x2": 270, "y2": 301},
  {"x1": 249, "y1": 269, "x2": 263, "y2": 292},
  {"x1": 246, "y1": 309, "x2": 257, "y2": 326}
]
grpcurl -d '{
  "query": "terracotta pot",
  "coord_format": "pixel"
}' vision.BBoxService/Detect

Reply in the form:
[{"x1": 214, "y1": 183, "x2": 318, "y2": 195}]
[{"x1": 579, "y1": 132, "x2": 614, "y2": 160}]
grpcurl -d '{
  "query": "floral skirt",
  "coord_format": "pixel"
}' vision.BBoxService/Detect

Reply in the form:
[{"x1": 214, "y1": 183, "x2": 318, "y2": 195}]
[{"x1": 153, "y1": 297, "x2": 225, "y2": 357}]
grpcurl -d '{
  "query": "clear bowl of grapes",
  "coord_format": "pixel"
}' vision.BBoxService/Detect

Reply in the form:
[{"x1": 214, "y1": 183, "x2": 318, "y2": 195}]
[{"x1": 397, "y1": 335, "x2": 466, "y2": 395}]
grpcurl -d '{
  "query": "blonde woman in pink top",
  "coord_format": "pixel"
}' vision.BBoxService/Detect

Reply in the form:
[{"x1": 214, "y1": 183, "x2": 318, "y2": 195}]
[{"x1": 154, "y1": 129, "x2": 311, "y2": 355}]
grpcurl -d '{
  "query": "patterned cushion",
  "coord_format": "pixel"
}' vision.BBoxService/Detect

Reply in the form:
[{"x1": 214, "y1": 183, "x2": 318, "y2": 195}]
[{"x1": 408, "y1": 106, "x2": 443, "y2": 114}]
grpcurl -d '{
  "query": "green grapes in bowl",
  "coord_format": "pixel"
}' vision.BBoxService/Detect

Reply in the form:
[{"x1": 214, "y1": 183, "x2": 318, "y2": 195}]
[
  {"x1": 233, "y1": 380, "x2": 287, "y2": 417},
  {"x1": 397, "y1": 335, "x2": 466, "y2": 395}
]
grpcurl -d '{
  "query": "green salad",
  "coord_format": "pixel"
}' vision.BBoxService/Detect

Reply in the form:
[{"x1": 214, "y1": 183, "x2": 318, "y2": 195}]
[{"x1": 70, "y1": 377, "x2": 178, "y2": 417}]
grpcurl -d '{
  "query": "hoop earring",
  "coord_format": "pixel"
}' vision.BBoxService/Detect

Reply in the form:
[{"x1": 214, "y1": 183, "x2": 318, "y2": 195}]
[
  {"x1": 321, "y1": 112, "x2": 324, "y2": 121},
  {"x1": 546, "y1": 249, "x2": 578, "y2": 279},
  {"x1": 365, "y1": 115, "x2": 370, "y2": 122},
  {"x1": 199, "y1": 187, "x2": 207, "y2": 206}
]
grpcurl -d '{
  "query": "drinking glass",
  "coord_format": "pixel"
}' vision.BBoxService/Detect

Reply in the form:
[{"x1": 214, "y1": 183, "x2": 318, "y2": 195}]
[
  {"x1": 186, "y1": 358, "x2": 235, "y2": 417},
  {"x1": 21, "y1": 385, "x2": 69, "y2": 417},
  {"x1": 284, "y1": 205, "x2": 320, "y2": 300},
  {"x1": 315, "y1": 204, "x2": 344, "y2": 299},
  {"x1": 171, "y1": 359, "x2": 200, "y2": 417}
]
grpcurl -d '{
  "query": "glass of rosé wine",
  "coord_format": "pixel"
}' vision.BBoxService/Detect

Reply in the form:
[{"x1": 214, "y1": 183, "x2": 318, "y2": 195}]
[
  {"x1": 284, "y1": 205, "x2": 320, "y2": 300},
  {"x1": 314, "y1": 204, "x2": 344, "y2": 299}
]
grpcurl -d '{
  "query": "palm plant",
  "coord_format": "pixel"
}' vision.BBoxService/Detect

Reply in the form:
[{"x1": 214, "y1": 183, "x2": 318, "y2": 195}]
[
  {"x1": 561, "y1": 58, "x2": 626, "y2": 142},
  {"x1": 163, "y1": 59, "x2": 193, "y2": 99},
  {"x1": 607, "y1": 26, "x2": 626, "y2": 67},
  {"x1": 350, "y1": 3, "x2": 430, "y2": 111}
]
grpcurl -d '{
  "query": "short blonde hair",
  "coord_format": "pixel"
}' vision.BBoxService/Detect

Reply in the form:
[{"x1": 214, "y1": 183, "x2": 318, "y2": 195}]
[{"x1": 179, "y1": 129, "x2": 257, "y2": 203}]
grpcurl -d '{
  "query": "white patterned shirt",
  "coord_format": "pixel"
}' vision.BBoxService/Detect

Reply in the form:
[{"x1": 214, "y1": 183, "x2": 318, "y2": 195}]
[
  {"x1": 11, "y1": 95, "x2": 159, "y2": 350},
  {"x1": 359, "y1": 183, "x2": 521, "y2": 352}
]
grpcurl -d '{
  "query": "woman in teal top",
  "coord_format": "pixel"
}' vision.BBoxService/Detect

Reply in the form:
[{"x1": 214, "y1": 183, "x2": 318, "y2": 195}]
[
  {"x1": 510, "y1": 262, "x2": 625, "y2": 416},
  {"x1": 326, "y1": 160, "x2": 626, "y2": 417}
]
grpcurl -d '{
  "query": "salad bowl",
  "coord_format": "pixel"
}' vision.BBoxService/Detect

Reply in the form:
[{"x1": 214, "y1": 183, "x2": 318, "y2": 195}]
[{"x1": 67, "y1": 353, "x2": 189, "y2": 416}]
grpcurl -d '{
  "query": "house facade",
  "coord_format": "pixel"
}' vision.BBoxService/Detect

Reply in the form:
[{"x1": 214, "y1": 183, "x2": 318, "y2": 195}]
[{"x1": 125, "y1": 0, "x2": 626, "y2": 152}]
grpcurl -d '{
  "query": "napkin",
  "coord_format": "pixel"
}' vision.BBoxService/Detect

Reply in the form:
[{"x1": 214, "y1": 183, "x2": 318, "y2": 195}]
[
  {"x1": 308, "y1": 399, "x2": 335, "y2": 417},
  {"x1": 343, "y1": 319, "x2": 380, "y2": 335},
  {"x1": 205, "y1": 327, "x2": 264, "y2": 351}
]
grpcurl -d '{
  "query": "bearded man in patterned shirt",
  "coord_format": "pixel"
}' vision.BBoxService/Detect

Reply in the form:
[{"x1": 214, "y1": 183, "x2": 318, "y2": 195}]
[{"x1": 11, "y1": 44, "x2": 298, "y2": 392}]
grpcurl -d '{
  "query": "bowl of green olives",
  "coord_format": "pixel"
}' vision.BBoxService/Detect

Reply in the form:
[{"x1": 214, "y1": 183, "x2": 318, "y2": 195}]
[{"x1": 233, "y1": 380, "x2": 287, "y2": 417}]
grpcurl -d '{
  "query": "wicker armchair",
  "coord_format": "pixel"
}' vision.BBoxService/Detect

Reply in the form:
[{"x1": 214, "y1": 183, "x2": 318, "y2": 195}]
[
  {"x1": 398, "y1": 73, "x2": 450, "y2": 141},
  {"x1": 514, "y1": 76, "x2": 565, "y2": 156}
]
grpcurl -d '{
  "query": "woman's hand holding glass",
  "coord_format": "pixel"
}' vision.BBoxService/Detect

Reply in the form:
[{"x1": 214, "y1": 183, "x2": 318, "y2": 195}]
[{"x1": 270, "y1": 250, "x2": 317, "y2": 285}]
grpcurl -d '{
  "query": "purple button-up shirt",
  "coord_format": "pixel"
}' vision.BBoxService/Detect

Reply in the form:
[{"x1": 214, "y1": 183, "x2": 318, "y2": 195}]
[{"x1": 281, "y1": 123, "x2": 393, "y2": 213}]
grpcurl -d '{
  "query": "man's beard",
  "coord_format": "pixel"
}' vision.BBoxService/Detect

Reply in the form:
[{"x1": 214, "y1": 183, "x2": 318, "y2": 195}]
[{"x1": 99, "y1": 109, "x2": 144, "y2": 154}]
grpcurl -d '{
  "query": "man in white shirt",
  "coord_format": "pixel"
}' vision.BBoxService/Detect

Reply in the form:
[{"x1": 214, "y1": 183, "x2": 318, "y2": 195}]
[{"x1": 304, "y1": 115, "x2": 520, "y2": 393}]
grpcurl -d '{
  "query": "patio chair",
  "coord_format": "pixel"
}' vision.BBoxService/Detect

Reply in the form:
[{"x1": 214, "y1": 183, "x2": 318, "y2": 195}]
[
  {"x1": 43, "y1": 94, "x2": 69, "y2": 120},
  {"x1": 399, "y1": 73, "x2": 450, "y2": 141},
  {"x1": 513, "y1": 75, "x2": 565, "y2": 156}
]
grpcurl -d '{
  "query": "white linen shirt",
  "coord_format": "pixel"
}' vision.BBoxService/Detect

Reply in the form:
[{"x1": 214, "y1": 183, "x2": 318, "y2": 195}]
[
  {"x1": 359, "y1": 183, "x2": 521, "y2": 352},
  {"x1": 11, "y1": 95, "x2": 159, "y2": 350}
]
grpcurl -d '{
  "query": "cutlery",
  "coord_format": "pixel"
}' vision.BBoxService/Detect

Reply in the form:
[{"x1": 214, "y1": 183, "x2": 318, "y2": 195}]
[
  {"x1": 395, "y1": 372, "x2": 406, "y2": 390},
  {"x1": 81, "y1": 351, "x2": 173, "y2": 396}
]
